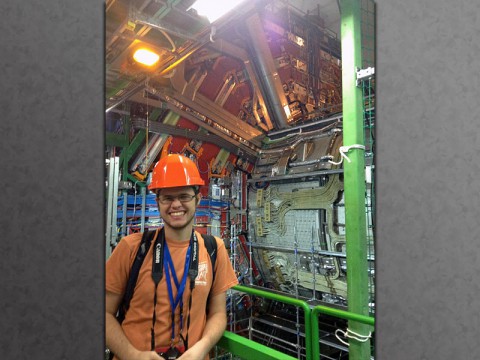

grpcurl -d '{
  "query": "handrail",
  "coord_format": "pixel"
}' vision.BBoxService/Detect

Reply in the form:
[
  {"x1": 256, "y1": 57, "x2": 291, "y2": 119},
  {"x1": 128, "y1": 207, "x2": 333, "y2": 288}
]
[
  {"x1": 228, "y1": 285, "x2": 374, "y2": 360},
  {"x1": 231, "y1": 285, "x2": 312, "y2": 360},
  {"x1": 311, "y1": 305, "x2": 374, "y2": 360},
  {"x1": 217, "y1": 331, "x2": 297, "y2": 360}
]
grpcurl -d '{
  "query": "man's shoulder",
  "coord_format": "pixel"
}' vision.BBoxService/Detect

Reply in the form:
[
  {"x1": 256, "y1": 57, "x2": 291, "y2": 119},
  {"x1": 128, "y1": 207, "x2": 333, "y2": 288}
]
[{"x1": 117, "y1": 232, "x2": 145, "y2": 251}]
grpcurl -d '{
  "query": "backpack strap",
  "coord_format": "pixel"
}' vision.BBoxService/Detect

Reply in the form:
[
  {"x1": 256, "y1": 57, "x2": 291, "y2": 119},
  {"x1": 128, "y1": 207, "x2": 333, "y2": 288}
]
[
  {"x1": 117, "y1": 229, "x2": 157, "y2": 324},
  {"x1": 202, "y1": 234, "x2": 217, "y2": 284}
]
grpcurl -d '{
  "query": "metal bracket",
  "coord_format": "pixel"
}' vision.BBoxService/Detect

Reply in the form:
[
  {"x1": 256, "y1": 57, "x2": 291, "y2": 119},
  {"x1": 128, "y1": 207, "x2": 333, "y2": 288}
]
[
  {"x1": 118, "y1": 180, "x2": 133, "y2": 190},
  {"x1": 356, "y1": 67, "x2": 375, "y2": 87}
]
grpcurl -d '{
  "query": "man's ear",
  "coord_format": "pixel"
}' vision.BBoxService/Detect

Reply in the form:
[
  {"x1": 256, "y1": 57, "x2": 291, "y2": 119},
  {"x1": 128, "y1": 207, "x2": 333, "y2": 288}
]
[{"x1": 195, "y1": 192, "x2": 202, "y2": 205}]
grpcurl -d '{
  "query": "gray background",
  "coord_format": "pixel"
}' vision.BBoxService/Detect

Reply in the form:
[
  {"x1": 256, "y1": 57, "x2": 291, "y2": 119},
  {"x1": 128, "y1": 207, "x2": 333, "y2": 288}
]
[
  {"x1": 0, "y1": 0, "x2": 478, "y2": 359},
  {"x1": 0, "y1": 0, "x2": 104, "y2": 358},
  {"x1": 376, "y1": 0, "x2": 480, "y2": 358}
]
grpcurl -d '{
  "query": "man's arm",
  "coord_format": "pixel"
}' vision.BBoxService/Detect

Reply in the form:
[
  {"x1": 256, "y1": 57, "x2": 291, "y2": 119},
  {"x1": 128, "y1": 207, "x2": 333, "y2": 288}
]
[
  {"x1": 178, "y1": 292, "x2": 228, "y2": 360},
  {"x1": 106, "y1": 291, "x2": 163, "y2": 360}
]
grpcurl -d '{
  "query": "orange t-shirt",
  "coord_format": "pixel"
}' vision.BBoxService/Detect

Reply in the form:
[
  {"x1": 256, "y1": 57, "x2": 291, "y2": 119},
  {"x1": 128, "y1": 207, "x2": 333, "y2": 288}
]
[{"x1": 106, "y1": 230, "x2": 238, "y2": 359}]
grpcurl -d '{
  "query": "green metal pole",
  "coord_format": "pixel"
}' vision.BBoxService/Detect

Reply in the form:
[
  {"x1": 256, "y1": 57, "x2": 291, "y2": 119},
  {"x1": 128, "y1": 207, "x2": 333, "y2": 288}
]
[
  {"x1": 232, "y1": 285, "x2": 312, "y2": 360},
  {"x1": 119, "y1": 128, "x2": 146, "y2": 179},
  {"x1": 340, "y1": 0, "x2": 371, "y2": 359},
  {"x1": 311, "y1": 306, "x2": 374, "y2": 360}
]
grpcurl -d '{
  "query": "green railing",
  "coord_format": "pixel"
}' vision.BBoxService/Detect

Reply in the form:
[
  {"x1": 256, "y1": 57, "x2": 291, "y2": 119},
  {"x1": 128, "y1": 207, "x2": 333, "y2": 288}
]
[
  {"x1": 311, "y1": 305, "x2": 374, "y2": 360},
  {"x1": 229, "y1": 285, "x2": 312, "y2": 359},
  {"x1": 216, "y1": 285, "x2": 375, "y2": 360},
  {"x1": 217, "y1": 331, "x2": 297, "y2": 360}
]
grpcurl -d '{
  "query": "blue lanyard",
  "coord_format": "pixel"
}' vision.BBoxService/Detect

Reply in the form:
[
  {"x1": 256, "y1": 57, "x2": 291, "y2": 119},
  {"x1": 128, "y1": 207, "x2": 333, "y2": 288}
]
[
  {"x1": 150, "y1": 228, "x2": 199, "y2": 351},
  {"x1": 164, "y1": 241, "x2": 190, "y2": 342}
]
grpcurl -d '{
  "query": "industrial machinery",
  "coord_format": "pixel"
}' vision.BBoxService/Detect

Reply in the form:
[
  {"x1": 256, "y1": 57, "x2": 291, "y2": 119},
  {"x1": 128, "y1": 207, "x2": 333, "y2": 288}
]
[{"x1": 105, "y1": 0, "x2": 375, "y2": 358}]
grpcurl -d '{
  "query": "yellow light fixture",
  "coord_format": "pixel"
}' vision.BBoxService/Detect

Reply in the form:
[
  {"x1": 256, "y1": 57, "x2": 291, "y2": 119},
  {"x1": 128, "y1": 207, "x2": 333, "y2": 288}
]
[
  {"x1": 188, "y1": 0, "x2": 247, "y2": 23},
  {"x1": 133, "y1": 48, "x2": 160, "y2": 66}
]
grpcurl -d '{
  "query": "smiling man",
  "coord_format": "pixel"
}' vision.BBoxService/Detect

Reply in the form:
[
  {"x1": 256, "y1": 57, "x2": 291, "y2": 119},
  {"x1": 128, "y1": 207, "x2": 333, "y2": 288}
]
[{"x1": 106, "y1": 154, "x2": 238, "y2": 360}]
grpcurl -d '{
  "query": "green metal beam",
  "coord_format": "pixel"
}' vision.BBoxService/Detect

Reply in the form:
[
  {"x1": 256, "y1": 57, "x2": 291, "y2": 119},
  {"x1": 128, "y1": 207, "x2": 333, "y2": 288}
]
[
  {"x1": 149, "y1": 107, "x2": 163, "y2": 121},
  {"x1": 217, "y1": 331, "x2": 297, "y2": 360},
  {"x1": 106, "y1": 78, "x2": 133, "y2": 99},
  {"x1": 163, "y1": 110, "x2": 180, "y2": 125},
  {"x1": 119, "y1": 129, "x2": 146, "y2": 181},
  {"x1": 340, "y1": 0, "x2": 371, "y2": 359},
  {"x1": 126, "y1": 173, "x2": 146, "y2": 187},
  {"x1": 106, "y1": 132, "x2": 129, "y2": 147}
]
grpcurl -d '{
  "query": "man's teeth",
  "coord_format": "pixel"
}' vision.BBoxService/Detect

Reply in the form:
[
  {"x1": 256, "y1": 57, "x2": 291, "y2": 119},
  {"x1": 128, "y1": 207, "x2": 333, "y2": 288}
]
[{"x1": 170, "y1": 211, "x2": 184, "y2": 216}]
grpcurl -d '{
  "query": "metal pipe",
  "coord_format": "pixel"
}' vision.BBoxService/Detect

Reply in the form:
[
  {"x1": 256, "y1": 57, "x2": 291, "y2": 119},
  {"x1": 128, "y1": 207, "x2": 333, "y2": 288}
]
[
  {"x1": 288, "y1": 158, "x2": 332, "y2": 168},
  {"x1": 134, "y1": 18, "x2": 198, "y2": 42},
  {"x1": 267, "y1": 113, "x2": 343, "y2": 138},
  {"x1": 340, "y1": 0, "x2": 372, "y2": 359},
  {"x1": 140, "y1": 186, "x2": 146, "y2": 232},
  {"x1": 129, "y1": 133, "x2": 167, "y2": 174},
  {"x1": 157, "y1": 45, "x2": 203, "y2": 77},
  {"x1": 106, "y1": 157, "x2": 120, "y2": 258},
  {"x1": 262, "y1": 125, "x2": 341, "y2": 149},
  {"x1": 293, "y1": 224, "x2": 301, "y2": 360},
  {"x1": 312, "y1": 305, "x2": 374, "y2": 326},
  {"x1": 106, "y1": 83, "x2": 145, "y2": 113},
  {"x1": 230, "y1": 223, "x2": 236, "y2": 334},
  {"x1": 248, "y1": 327, "x2": 302, "y2": 350},
  {"x1": 248, "y1": 168, "x2": 344, "y2": 183},
  {"x1": 252, "y1": 316, "x2": 305, "y2": 336},
  {"x1": 259, "y1": 131, "x2": 334, "y2": 155},
  {"x1": 232, "y1": 285, "x2": 312, "y2": 360},
  {"x1": 311, "y1": 226, "x2": 317, "y2": 301},
  {"x1": 121, "y1": 191, "x2": 128, "y2": 237},
  {"x1": 245, "y1": 13, "x2": 290, "y2": 129},
  {"x1": 244, "y1": 242, "x2": 372, "y2": 260}
]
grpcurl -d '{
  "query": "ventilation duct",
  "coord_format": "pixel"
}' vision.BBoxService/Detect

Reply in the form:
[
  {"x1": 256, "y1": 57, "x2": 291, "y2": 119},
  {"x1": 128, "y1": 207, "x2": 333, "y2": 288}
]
[{"x1": 245, "y1": 13, "x2": 290, "y2": 129}]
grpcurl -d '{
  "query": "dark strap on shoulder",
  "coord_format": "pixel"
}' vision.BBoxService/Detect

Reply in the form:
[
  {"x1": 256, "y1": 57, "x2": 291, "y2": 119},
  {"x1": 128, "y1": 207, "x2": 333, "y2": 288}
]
[
  {"x1": 202, "y1": 234, "x2": 217, "y2": 284},
  {"x1": 117, "y1": 229, "x2": 157, "y2": 324},
  {"x1": 184, "y1": 234, "x2": 218, "y2": 350}
]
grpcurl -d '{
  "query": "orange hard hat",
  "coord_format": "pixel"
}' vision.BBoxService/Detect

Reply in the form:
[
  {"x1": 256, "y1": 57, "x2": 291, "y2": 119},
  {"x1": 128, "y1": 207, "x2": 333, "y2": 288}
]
[{"x1": 148, "y1": 154, "x2": 205, "y2": 190}]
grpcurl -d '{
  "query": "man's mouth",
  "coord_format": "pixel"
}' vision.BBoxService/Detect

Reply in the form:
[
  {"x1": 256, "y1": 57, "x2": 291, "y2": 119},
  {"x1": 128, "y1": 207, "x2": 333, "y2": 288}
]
[{"x1": 169, "y1": 211, "x2": 185, "y2": 216}]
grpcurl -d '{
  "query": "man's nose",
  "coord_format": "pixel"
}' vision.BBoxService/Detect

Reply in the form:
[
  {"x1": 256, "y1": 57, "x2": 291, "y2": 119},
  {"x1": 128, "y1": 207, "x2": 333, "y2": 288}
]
[{"x1": 171, "y1": 196, "x2": 183, "y2": 204}]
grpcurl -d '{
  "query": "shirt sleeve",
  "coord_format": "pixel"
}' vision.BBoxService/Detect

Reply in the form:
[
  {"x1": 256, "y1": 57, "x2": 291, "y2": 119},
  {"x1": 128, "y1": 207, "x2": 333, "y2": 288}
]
[
  {"x1": 106, "y1": 233, "x2": 142, "y2": 295},
  {"x1": 210, "y1": 237, "x2": 239, "y2": 296}
]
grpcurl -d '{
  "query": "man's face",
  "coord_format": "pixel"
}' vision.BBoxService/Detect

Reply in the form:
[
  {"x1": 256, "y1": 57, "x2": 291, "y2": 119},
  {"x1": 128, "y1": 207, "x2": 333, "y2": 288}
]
[{"x1": 157, "y1": 186, "x2": 200, "y2": 231}]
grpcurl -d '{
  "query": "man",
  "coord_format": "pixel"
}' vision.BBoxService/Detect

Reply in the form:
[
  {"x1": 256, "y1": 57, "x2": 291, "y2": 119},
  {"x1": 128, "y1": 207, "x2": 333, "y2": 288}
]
[{"x1": 106, "y1": 154, "x2": 238, "y2": 360}]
